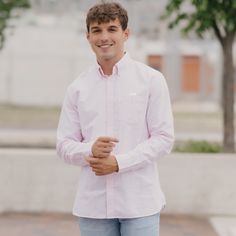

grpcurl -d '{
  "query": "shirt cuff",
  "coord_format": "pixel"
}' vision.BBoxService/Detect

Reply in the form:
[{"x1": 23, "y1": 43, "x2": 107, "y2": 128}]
[
  {"x1": 86, "y1": 141, "x2": 94, "y2": 157},
  {"x1": 115, "y1": 153, "x2": 134, "y2": 173},
  {"x1": 115, "y1": 152, "x2": 152, "y2": 173}
]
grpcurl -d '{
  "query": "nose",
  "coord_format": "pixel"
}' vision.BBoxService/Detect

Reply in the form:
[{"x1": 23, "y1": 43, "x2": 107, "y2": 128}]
[{"x1": 100, "y1": 31, "x2": 109, "y2": 41}]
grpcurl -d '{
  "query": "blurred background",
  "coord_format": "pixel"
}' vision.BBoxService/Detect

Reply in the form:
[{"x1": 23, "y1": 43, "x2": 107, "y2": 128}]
[{"x1": 0, "y1": 0, "x2": 236, "y2": 236}]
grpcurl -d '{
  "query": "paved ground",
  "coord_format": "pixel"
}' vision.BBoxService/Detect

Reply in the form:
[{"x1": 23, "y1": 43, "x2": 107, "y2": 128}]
[
  {"x1": 0, "y1": 128, "x2": 231, "y2": 149},
  {"x1": 0, "y1": 102, "x2": 235, "y2": 236},
  {"x1": 1, "y1": 101, "x2": 236, "y2": 148},
  {"x1": 1, "y1": 101, "x2": 236, "y2": 149},
  {"x1": 210, "y1": 217, "x2": 236, "y2": 236},
  {"x1": 0, "y1": 213, "x2": 218, "y2": 236}
]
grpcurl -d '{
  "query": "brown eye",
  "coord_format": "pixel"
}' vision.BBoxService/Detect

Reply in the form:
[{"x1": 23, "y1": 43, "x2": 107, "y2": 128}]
[{"x1": 109, "y1": 28, "x2": 117, "y2": 32}]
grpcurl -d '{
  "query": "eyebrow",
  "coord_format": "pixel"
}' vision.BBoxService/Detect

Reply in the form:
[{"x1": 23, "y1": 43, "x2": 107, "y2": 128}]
[
  {"x1": 90, "y1": 26, "x2": 100, "y2": 31},
  {"x1": 109, "y1": 25, "x2": 119, "y2": 29}
]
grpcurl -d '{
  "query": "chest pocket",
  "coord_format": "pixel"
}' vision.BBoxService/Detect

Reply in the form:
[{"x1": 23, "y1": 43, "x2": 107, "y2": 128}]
[{"x1": 118, "y1": 93, "x2": 147, "y2": 125}]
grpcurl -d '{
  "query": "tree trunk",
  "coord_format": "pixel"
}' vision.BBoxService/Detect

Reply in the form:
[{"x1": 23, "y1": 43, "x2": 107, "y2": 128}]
[{"x1": 221, "y1": 34, "x2": 235, "y2": 152}]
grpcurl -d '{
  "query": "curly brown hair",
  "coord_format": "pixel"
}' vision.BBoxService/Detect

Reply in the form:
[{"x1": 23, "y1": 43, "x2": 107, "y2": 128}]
[{"x1": 86, "y1": 2, "x2": 128, "y2": 32}]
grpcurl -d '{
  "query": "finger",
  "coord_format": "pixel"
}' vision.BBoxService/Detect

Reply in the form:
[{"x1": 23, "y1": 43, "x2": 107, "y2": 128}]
[
  {"x1": 97, "y1": 142, "x2": 115, "y2": 148},
  {"x1": 85, "y1": 156, "x2": 91, "y2": 163},
  {"x1": 92, "y1": 167, "x2": 101, "y2": 172},
  {"x1": 95, "y1": 172, "x2": 105, "y2": 176},
  {"x1": 100, "y1": 147, "x2": 113, "y2": 153},
  {"x1": 96, "y1": 153, "x2": 109, "y2": 158},
  {"x1": 89, "y1": 162, "x2": 97, "y2": 167},
  {"x1": 93, "y1": 151, "x2": 109, "y2": 158},
  {"x1": 92, "y1": 145, "x2": 112, "y2": 157},
  {"x1": 86, "y1": 157, "x2": 99, "y2": 164},
  {"x1": 89, "y1": 160, "x2": 101, "y2": 166}
]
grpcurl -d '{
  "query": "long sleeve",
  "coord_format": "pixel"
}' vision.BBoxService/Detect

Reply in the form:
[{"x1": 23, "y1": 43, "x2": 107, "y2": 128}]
[
  {"x1": 115, "y1": 74, "x2": 174, "y2": 172},
  {"x1": 56, "y1": 85, "x2": 93, "y2": 166}
]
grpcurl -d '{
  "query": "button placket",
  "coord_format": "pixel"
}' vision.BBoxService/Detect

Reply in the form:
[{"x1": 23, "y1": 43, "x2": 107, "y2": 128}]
[{"x1": 106, "y1": 75, "x2": 116, "y2": 217}]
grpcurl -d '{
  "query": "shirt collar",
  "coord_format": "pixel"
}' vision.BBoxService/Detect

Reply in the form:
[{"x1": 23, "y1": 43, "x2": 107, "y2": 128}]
[{"x1": 95, "y1": 52, "x2": 131, "y2": 79}]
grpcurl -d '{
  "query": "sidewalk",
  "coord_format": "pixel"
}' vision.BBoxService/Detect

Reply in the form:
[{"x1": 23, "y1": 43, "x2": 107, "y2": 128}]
[
  {"x1": 1, "y1": 100, "x2": 235, "y2": 148},
  {"x1": 0, "y1": 213, "x2": 219, "y2": 236},
  {"x1": 0, "y1": 128, "x2": 229, "y2": 149}
]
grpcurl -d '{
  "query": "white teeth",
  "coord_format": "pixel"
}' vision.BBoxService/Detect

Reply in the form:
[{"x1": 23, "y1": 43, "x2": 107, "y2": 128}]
[
  {"x1": 98, "y1": 44, "x2": 113, "y2": 48},
  {"x1": 100, "y1": 45, "x2": 109, "y2": 48}
]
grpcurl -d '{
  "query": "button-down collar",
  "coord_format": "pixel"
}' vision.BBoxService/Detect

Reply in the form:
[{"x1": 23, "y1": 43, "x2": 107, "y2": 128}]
[{"x1": 96, "y1": 52, "x2": 130, "y2": 79}]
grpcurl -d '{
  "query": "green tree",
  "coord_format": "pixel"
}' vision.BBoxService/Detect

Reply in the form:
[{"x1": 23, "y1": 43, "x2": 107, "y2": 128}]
[
  {"x1": 163, "y1": 0, "x2": 235, "y2": 153},
  {"x1": 0, "y1": 0, "x2": 30, "y2": 49}
]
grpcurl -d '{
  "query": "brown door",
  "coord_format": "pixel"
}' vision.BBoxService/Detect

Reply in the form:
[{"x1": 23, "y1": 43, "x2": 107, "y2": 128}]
[
  {"x1": 182, "y1": 55, "x2": 200, "y2": 92},
  {"x1": 147, "y1": 55, "x2": 163, "y2": 72}
]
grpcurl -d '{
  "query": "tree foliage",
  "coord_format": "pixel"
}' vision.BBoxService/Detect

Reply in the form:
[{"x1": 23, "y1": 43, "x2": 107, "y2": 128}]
[
  {"x1": 163, "y1": 0, "x2": 236, "y2": 45},
  {"x1": 0, "y1": 0, "x2": 30, "y2": 49},
  {"x1": 163, "y1": 0, "x2": 236, "y2": 152}
]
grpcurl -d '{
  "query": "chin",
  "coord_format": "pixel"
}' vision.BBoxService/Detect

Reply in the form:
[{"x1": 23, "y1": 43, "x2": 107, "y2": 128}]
[{"x1": 100, "y1": 54, "x2": 114, "y2": 61}]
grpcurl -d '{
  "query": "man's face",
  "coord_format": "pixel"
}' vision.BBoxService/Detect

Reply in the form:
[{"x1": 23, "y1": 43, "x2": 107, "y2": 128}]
[{"x1": 87, "y1": 18, "x2": 129, "y2": 64}]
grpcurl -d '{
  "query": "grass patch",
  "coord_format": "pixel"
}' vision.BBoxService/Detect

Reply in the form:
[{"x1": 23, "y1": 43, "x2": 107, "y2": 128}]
[{"x1": 175, "y1": 140, "x2": 222, "y2": 153}]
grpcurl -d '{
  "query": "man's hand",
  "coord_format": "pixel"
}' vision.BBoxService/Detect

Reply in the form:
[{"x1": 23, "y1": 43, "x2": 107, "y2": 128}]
[
  {"x1": 92, "y1": 136, "x2": 119, "y2": 158},
  {"x1": 86, "y1": 155, "x2": 119, "y2": 176}
]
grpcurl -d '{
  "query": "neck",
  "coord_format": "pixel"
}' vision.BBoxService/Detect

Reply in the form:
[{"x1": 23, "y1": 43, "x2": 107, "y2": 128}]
[
  {"x1": 99, "y1": 60, "x2": 115, "y2": 75},
  {"x1": 98, "y1": 52, "x2": 125, "y2": 75}
]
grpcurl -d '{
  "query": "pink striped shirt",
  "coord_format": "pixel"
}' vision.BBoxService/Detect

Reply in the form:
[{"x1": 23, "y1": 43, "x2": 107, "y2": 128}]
[{"x1": 56, "y1": 53, "x2": 174, "y2": 219}]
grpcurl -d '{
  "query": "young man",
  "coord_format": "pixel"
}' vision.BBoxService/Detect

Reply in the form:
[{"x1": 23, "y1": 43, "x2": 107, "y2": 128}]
[{"x1": 57, "y1": 2, "x2": 174, "y2": 236}]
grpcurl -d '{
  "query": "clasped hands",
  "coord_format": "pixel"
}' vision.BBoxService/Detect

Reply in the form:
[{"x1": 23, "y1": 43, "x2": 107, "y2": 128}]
[{"x1": 86, "y1": 136, "x2": 119, "y2": 176}]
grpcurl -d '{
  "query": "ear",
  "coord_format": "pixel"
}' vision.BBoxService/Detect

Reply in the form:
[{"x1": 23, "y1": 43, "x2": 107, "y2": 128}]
[
  {"x1": 86, "y1": 32, "x2": 90, "y2": 41},
  {"x1": 124, "y1": 28, "x2": 130, "y2": 41}
]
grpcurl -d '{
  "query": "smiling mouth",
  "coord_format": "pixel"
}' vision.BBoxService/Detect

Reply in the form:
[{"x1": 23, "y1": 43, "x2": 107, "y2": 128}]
[{"x1": 97, "y1": 43, "x2": 113, "y2": 48}]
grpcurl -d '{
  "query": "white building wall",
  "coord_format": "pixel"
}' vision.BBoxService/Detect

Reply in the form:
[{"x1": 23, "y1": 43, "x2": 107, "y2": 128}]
[
  {"x1": 0, "y1": 13, "x2": 147, "y2": 106},
  {"x1": 0, "y1": 15, "x2": 93, "y2": 106},
  {"x1": 0, "y1": 10, "x2": 229, "y2": 106}
]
